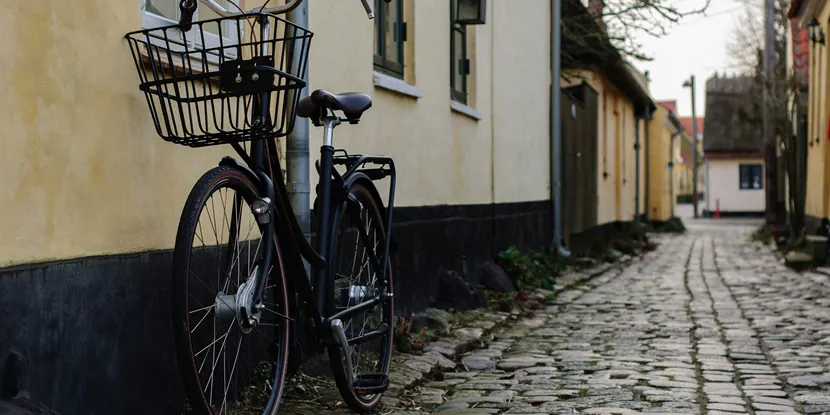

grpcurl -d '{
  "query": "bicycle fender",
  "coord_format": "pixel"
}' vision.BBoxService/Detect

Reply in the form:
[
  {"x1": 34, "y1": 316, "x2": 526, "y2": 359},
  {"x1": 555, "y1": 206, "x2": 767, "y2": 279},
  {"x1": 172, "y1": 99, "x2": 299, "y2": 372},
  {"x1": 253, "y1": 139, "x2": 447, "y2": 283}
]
[
  {"x1": 342, "y1": 173, "x2": 398, "y2": 256},
  {"x1": 218, "y1": 156, "x2": 260, "y2": 187}
]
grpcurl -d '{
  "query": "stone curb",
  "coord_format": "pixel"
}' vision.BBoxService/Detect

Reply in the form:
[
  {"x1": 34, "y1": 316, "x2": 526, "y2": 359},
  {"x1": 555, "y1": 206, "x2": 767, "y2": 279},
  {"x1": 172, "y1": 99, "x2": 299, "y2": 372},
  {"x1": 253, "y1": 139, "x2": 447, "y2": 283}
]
[{"x1": 382, "y1": 255, "x2": 642, "y2": 408}]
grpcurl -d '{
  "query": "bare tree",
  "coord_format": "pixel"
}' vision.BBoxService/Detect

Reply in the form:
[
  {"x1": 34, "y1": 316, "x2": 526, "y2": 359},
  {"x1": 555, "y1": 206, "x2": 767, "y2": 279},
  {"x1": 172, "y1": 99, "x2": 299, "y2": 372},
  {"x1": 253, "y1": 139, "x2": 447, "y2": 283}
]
[
  {"x1": 727, "y1": 0, "x2": 766, "y2": 73},
  {"x1": 727, "y1": 0, "x2": 805, "y2": 230},
  {"x1": 603, "y1": 0, "x2": 713, "y2": 61},
  {"x1": 561, "y1": 0, "x2": 713, "y2": 68}
]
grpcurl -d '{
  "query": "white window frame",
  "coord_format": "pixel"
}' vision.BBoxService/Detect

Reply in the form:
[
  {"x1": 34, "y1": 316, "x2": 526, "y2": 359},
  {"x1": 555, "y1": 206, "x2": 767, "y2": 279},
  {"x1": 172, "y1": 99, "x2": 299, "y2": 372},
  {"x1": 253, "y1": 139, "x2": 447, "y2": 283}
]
[{"x1": 140, "y1": 0, "x2": 242, "y2": 63}]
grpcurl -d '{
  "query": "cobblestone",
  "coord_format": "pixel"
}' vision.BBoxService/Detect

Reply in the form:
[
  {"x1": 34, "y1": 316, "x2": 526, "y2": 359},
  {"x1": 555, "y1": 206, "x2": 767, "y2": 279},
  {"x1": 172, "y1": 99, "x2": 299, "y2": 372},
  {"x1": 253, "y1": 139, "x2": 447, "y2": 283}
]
[{"x1": 280, "y1": 221, "x2": 830, "y2": 414}]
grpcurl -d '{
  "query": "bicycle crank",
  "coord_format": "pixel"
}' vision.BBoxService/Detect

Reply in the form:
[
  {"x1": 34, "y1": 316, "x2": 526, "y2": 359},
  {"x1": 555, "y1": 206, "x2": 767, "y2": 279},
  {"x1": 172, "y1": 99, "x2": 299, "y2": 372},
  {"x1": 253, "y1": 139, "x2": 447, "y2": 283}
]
[{"x1": 331, "y1": 319, "x2": 354, "y2": 384}]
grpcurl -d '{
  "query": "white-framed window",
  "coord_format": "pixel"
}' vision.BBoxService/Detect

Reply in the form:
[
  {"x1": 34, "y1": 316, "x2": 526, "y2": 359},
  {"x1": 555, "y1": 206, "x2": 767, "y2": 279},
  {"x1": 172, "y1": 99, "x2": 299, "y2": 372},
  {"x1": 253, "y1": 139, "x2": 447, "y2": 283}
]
[
  {"x1": 141, "y1": 0, "x2": 241, "y2": 62},
  {"x1": 739, "y1": 164, "x2": 763, "y2": 190},
  {"x1": 373, "y1": 0, "x2": 406, "y2": 79}
]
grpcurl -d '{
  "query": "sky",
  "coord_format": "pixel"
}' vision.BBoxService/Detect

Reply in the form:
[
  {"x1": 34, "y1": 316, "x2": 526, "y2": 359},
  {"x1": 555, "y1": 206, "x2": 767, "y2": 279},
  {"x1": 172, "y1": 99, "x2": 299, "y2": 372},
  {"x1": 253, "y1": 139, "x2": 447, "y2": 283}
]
[{"x1": 629, "y1": 0, "x2": 752, "y2": 118}]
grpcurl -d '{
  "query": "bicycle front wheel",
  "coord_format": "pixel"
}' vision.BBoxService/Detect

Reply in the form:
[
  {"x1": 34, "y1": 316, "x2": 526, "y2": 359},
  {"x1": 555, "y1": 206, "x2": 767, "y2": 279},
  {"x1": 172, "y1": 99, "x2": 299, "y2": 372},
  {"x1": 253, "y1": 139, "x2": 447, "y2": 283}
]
[{"x1": 172, "y1": 166, "x2": 291, "y2": 415}]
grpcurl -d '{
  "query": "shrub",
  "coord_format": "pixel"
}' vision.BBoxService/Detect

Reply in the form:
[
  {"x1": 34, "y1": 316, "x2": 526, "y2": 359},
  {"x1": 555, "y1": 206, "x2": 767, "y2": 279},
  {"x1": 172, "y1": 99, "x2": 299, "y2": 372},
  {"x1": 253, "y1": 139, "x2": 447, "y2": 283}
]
[
  {"x1": 662, "y1": 217, "x2": 687, "y2": 233},
  {"x1": 648, "y1": 217, "x2": 686, "y2": 233},
  {"x1": 497, "y1": 246, "x2": 567, "y2": 291}
]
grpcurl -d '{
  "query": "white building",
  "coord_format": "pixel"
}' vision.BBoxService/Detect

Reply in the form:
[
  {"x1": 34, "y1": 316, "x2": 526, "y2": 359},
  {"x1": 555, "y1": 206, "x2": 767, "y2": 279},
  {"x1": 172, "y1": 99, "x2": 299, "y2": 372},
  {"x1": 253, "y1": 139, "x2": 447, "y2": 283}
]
[{"x1": 702, "y1": 74, "x2": 766, "y2": 217}]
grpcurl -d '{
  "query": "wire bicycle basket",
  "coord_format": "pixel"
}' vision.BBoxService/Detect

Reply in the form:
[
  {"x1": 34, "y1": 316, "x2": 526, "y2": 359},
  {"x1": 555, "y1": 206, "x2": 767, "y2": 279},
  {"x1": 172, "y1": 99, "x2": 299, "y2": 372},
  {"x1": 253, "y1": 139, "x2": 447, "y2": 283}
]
[{"x1": 125, "y1": 13, "x2": 312, "y2": 148}]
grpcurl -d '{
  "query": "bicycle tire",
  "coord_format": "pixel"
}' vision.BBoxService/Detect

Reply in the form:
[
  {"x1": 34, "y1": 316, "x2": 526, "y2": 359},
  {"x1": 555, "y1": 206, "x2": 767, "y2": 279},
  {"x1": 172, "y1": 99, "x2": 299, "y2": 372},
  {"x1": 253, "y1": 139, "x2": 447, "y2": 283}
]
[
  {"x1": 172, "y1": 166, "x2": 291, "y2": 415},
  {"x1": 326, "y1": 178, "x2": 395, "y2": 413}
]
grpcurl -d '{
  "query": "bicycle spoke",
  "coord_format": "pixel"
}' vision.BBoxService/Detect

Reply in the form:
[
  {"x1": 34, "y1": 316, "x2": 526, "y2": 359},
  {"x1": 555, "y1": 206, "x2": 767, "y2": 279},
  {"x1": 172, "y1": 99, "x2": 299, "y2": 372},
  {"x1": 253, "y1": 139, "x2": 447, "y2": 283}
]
[
  {"x1": 195, "y1": 331, "x2": 228, "y2": 359},
  {"x1": 204, "y1": 317, "x2": 235, "y2": 395},
  {"x1": 191, "y1": 308, "x2": 213, "y2": 334},
  {"x1": 261, "y1": 306, "x2": 294, "y2": 321},
  {"x1": 220, "y1": 339, "x2": 244, "y2": 414}
]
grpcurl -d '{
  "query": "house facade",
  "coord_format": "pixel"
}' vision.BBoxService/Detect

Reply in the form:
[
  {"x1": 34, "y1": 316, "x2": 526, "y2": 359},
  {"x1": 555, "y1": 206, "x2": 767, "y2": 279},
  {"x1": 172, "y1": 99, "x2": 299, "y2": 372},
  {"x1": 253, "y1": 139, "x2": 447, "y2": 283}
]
[
  {"x1": 0, "y1": 0, "x2": 670, "y2": 412},
  {"x1": 789, "y1": 0, "x2": 830, "y2": 232},
  {"x1": 558, "y1": 0, "x2": 654, "y2": 250},
  {"x1": 0, "y1": 0, "x2": 559, "y2": 413},
  {"x1": 658, "y1": 101, "x2": 697, "y2": 208},
  {"x1": 644, "y1": 101, "x2": 685, "y2": 221},
  {"x1": 702, "y1": 75, "x2": 766, "y2": 217}
]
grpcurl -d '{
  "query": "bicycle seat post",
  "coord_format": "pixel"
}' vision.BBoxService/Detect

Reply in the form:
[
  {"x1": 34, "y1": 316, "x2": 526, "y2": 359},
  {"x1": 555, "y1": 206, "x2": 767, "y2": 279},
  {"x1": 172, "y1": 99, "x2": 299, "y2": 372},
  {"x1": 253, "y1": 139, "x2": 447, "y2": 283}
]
[{"x1": 322, "y1": 116, "x2": 341, "y2": 147}]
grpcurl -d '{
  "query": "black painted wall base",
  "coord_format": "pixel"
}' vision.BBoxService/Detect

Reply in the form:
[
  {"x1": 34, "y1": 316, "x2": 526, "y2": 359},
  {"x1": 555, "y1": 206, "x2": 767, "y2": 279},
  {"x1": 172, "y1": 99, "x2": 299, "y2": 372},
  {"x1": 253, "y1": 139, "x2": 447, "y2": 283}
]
[
  {"x1": 0, "y1": 199, "x2": 551, "y2": 415},
  {"x1": 805, "y1": 214, "x2": 826, "y2": 235},
  {"x1": 702, "y1": 210, "x2": 766, "y2": 218},
  {"x1": 390, "y1": 200, "x2": 551, "y2": 314},
  {"x1": 566, "y1": 220, "x2": 630, "y2": 254},
  {"x1": 0, "y1": 252, "x2": 185, "y2": 415}
]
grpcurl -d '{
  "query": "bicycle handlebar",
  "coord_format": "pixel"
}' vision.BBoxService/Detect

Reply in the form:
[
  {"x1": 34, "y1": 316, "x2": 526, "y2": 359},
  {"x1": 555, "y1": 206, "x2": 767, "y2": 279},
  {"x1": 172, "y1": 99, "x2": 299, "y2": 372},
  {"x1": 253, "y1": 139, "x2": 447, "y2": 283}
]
[
  {"x1": 180, "y1": 0, "x2": 303, "y2": 18},
  {"x1": 178, "y1": 0, "x2": 390, "y2": 25}
]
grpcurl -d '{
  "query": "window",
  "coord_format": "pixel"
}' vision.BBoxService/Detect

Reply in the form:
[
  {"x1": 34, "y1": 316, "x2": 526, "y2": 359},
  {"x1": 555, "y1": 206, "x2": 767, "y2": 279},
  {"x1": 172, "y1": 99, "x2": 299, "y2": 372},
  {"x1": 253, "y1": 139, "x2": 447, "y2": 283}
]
[
  {"x1": 373, "y1": 0, "x2": 406, "y2": 78},
  {"x1": 450, "y1": 0, "x2": 470, "y2": 104},
  {"x1": 141, "y1": 0, "x2": 240, "y2": 60},
  {"x1": 739, "y1": 164, "x2": 763, "y2": 190}
]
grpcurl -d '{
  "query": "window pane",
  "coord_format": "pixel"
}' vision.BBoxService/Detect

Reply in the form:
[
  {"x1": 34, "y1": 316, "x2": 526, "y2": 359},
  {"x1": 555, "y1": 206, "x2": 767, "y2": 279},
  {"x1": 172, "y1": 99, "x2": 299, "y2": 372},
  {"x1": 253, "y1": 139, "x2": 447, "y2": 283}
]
[
  {"x1": 452, "y1": 27, "x2": 465, "y2": 94},
  {"x1": 739, "y1": 165, "x2": 763, "y2": 189},
  {"x1": 385, "y1": 0, "x2": 401, "y2": 64},
  {"x1": 739, "y1": 166, "x2": 749, "y2": 189},
  {"x1": 146, "y1": 0, "x2": 179, "y2": 21},
  {"x1": 202, "y1": 0, "x2": 235, "y2": 37},
  {"x1": 374, "y1": 0, "x2": 382, "y2": 57},
  {"x1": 201, "y1": 0, "x2": 234, "y2": 21},
  {"x1": 752, "y1": 166, "x2": 763, "y2": 189}
]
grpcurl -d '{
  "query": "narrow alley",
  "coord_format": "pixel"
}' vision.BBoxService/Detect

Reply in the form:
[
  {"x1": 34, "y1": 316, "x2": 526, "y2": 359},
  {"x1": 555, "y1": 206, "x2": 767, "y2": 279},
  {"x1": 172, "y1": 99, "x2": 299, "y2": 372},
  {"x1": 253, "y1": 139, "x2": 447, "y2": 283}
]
[{"x1": 285, "y1": 220, "x2": 830, "y2": 415}]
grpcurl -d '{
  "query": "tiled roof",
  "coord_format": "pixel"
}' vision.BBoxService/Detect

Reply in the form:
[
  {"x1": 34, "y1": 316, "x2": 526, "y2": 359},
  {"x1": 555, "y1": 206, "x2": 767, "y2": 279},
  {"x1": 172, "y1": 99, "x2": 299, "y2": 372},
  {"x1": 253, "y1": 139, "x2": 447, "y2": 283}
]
[
  {"x1": 678, "y1": 117, "x2": 704, "y2": 140},
  {"x1": 658, "y1": 100, "x2": 677, "y2": 113}
]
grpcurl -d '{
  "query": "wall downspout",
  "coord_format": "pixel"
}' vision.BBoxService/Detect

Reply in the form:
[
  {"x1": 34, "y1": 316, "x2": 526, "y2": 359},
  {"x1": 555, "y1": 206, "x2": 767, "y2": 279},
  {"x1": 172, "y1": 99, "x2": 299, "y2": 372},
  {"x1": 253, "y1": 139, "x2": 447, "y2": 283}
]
[
  {"x1": 490, "y1": 1, "x2": 496, "y2": 257},
  {"x1": 635, "y1": 115, "x2": 641, "y2": 222},
  {"x1": 287, "y1": 2, "x2": 311, "y2": 275},
  {"x1": 643, "y1": 72, "x2": 652, "y2": 221},
  {"x1": 705, "y1": 156, "x2": 711, "y2": 216},
  {"x1": 550, "y1": 0, "x2": 569, "y2": 257},
  {"x1": 670, "y1": 130, "x2": 682, "y2": 218}
]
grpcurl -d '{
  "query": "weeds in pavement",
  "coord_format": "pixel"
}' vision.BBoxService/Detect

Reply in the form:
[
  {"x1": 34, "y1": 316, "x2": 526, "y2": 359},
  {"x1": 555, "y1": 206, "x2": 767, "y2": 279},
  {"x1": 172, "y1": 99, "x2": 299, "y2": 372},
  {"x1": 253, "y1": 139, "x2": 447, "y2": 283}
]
[
  {"x1": 488, "y1": 221, "x2": 659, "y2": 312},
  {"x1": 750, "y1": 225, "x2": 773, "y2": 245},
  {"x1": 393, "y1": 314, "x2": 429, "y2": 354},
  {"x1": 392, "y1": 313, "x2": 449, "y2": 354},
  {"x1": 647, "y1": 217, "x2": 687, "y2": 234},
  {"x1": 497, "y1": 246, "x2": 567, "y2": 291}
]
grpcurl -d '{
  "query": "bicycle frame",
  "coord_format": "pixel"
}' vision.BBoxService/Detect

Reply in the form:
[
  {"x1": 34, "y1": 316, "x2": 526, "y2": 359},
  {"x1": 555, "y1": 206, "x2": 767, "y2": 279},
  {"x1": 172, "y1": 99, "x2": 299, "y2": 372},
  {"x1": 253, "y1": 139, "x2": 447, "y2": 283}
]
[{"x1": 220, "y1": 15, "x2": 397, "y2": 348}]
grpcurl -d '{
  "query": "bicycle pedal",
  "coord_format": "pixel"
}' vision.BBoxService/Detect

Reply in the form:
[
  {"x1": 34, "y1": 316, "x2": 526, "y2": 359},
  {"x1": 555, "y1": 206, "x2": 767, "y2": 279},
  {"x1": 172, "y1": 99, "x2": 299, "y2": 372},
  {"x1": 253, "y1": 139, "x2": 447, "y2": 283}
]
[{"x1": 352, "y1": 373, "x2": 389, "y2": 395}]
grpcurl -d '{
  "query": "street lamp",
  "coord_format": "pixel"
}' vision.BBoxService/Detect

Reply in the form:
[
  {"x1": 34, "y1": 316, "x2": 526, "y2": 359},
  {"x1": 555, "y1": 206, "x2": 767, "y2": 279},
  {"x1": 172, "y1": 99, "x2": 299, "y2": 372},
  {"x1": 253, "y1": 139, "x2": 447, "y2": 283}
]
[
  {"x1": 455, "y1": 0, "x2": 487, "y2": 25},
  {"x1": 682, "y1": 76, "x2": 699, "y2": 218},
  {"x1": 808, "y1": 18, "x2": 826, "y2": 45}
]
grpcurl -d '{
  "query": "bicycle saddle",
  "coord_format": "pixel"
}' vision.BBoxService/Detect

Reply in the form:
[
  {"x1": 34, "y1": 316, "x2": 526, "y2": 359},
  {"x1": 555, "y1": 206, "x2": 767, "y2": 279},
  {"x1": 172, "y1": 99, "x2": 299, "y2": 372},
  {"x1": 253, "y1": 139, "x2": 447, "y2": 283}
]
[{"x1": 296, "y1": 89, "x2": 372, "y2": 125}]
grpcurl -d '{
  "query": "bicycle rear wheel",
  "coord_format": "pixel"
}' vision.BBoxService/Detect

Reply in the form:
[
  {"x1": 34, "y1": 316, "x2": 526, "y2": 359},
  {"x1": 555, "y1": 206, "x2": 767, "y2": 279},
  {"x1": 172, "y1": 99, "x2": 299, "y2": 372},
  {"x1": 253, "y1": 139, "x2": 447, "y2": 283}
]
[
  {"x1": 327, "y1": 179, "x2": 395, "y2": 413},
  {"x1": 172, "y1": 166, "x2": 291, "y2": 415}
]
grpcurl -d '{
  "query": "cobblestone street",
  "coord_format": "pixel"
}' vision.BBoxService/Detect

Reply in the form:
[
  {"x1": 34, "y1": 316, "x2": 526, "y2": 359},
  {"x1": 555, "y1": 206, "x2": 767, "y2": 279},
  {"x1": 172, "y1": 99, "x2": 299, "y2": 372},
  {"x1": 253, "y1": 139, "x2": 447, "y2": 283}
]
[{"x1": 284, "y1": 220, "x2": 830, "y2": 415}]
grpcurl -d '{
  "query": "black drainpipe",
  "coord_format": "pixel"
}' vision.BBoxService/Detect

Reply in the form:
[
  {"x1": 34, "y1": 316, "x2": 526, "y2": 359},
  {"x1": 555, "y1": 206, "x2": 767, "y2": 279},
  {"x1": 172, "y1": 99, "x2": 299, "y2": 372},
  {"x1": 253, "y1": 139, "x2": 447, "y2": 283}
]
[{"x1": 643, "y1": 72, "x2": 651, "y2": 222}]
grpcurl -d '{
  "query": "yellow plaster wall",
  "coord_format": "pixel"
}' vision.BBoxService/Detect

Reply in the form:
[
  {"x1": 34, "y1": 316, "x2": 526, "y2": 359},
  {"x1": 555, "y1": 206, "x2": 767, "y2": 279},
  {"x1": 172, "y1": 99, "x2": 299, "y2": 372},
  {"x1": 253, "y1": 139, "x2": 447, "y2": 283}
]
[{"x1": 0, "y1": 0, "x2": 552, "y2": 266}]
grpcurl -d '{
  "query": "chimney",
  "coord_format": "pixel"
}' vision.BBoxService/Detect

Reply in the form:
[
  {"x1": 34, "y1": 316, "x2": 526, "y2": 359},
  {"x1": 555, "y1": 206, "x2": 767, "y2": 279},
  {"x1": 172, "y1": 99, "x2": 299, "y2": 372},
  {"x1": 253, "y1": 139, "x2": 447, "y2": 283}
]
[{"x1": 588, "y1": 0, "x2": 606, "y2": 31}]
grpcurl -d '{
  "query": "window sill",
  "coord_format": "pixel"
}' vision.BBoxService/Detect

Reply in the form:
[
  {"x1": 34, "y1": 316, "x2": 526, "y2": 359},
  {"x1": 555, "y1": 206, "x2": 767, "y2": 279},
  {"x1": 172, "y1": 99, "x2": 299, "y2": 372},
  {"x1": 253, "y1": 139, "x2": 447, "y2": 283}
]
[
  {"x1": 373, "y1": 72, "x2": 423, "y2": 99},
  {"x1": 450, "y1": 100, "x2": 482, "y2": 121}
]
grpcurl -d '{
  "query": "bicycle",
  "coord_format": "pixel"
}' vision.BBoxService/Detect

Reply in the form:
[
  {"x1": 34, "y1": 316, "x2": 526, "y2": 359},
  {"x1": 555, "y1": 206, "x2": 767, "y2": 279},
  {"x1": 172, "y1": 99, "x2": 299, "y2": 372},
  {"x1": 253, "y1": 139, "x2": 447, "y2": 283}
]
[{"x1": 125, "y1": 0, "x2": 396, "y2": 413}]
